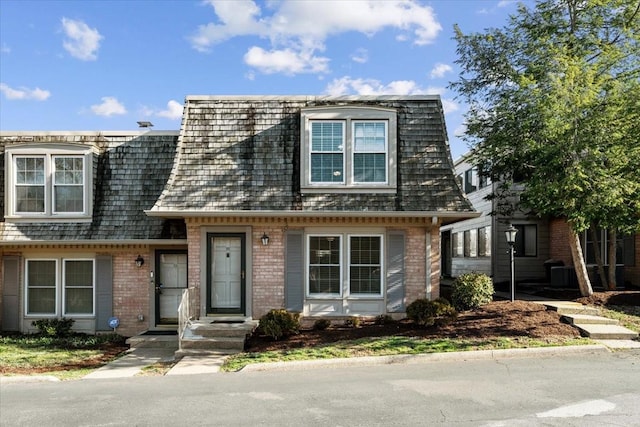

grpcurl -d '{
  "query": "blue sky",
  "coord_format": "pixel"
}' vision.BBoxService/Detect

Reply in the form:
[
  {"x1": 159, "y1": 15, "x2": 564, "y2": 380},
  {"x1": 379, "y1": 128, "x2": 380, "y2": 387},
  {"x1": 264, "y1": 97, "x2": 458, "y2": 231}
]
[{"x1": 0, "y1": 0, "x2": 527, "y2": 159}]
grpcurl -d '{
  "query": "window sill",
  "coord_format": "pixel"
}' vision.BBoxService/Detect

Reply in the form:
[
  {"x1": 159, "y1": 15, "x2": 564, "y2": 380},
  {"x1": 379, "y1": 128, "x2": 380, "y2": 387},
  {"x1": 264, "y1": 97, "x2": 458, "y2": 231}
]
[
  {"x1": 301, "y1": 186, "x2": 397, "y2": 194},
  {"x1": 5, "y1": 215, "x2": 92, "y2": 224}
]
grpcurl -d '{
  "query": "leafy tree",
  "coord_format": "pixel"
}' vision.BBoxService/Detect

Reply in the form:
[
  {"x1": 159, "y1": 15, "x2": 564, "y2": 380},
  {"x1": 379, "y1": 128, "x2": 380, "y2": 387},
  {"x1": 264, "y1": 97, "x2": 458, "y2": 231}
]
[{"x1": 452, "y1": 0, "x2": 640, "y2": 295}]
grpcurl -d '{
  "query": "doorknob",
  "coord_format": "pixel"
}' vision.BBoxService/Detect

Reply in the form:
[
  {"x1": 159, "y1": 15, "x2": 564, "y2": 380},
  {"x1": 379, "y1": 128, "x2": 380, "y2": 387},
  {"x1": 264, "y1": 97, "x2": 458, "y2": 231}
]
[
  {"x1": 241, "y1": 271, "x2": 245, "y2": 280},
  {"x1": 155, "y1": 283, "x2": 163, "y2": 294}
]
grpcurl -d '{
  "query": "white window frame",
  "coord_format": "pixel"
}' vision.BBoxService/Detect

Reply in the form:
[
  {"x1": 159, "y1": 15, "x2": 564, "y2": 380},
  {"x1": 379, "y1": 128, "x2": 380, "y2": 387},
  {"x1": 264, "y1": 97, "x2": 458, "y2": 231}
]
[
  {"x1": 306, "y1": 232, "x2": 385, "y2": 299},
  {"x1": 25, "y1": 257, "x2": 96, "y2": 317},
  {"x1": 5, "y1": 144, "x2": 94, "y2": 222},
  {"x1": 348, "y1": 234, "x2": 384, "y2": 297},
  {"x1": 309, "y1": 121, "x2": 346, "y2": 184},
  {"x1": 62, "y1": 259, "x2": 96, "y2": 316},
  {"x1": 25, "y1": 259, "x2": 59, "y2": 316},
  {"x1": 351, "y1": 121, "x2": 388, "y2": 184},
  {"x1": 301, "y1": 106, "x2": 397, "y2": 192}
]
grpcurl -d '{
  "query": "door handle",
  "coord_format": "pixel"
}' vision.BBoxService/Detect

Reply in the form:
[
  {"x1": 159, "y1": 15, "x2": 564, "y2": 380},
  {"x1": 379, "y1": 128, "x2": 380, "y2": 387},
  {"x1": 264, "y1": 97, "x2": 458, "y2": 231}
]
[
  {"x1": 241, "y1": 271, "x2": 245, "y2": 280},
  {"x1": 155, "y1": 283, "x2": 163, "y2": 294}
]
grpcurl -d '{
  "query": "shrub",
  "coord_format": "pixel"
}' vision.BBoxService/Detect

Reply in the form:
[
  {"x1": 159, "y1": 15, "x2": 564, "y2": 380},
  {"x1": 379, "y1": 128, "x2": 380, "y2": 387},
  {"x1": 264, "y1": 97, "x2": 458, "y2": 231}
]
[
  {"x1": 313, "y1": 319, "x2": 332, "y2": 331},
  {"x1": 406, "y1": 298, "x2": 457, "y2": 326},
  {"x1": 451, "y1": 272, "x2": 494, "y2": 311},
  {"x1": 31, "y1": 318, "x2": 75, "y2": 337},
  {"x1": 344, "y1": 317, "x2": 361, "y2": 328},
  {"x1": 375, "y1": 314, "x2": 396, "y2": 325},
  {"x1": 258, "y1": 309, "x2": 300, "y2": 340}
]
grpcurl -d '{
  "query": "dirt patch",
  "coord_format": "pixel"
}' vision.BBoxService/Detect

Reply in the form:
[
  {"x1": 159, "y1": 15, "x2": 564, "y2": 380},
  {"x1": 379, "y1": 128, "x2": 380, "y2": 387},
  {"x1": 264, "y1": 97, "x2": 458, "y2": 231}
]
[{"x1": 246, "y1": 291, "x2": 639, "y2": 353}]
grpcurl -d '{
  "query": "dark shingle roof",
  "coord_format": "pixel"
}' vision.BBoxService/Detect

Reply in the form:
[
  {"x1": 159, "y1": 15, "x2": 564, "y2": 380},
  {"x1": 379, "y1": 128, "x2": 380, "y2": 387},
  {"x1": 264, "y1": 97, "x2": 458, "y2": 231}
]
[
  {"x1": 152, "y1": 95, "x2": 472, "y2": 213},
  {"x1": 0, "y1": 132, "x2": 182, "y2": 242}
]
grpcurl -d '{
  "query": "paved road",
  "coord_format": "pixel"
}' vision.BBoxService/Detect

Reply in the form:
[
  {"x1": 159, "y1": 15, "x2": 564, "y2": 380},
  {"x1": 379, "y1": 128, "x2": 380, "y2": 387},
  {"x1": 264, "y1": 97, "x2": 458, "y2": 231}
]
[{"x1": 2, "y1": 348, "x2": 639, "y2": 426}]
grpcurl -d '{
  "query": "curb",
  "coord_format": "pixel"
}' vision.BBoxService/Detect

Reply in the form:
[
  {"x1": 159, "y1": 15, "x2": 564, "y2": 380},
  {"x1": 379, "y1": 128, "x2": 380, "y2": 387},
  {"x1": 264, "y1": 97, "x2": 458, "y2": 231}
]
[
  {"x1": 0, "y1": 375, "x2": 60, "y2": 384},
  {"x1": 238, "y1": 344, "x2": 610, "y2": 373}
]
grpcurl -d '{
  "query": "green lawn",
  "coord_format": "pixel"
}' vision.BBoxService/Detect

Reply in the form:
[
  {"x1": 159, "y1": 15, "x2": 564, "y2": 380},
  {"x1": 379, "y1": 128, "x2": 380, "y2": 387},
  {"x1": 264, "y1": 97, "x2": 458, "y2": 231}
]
[
  {"x1": 0, "y1": 334, "x2": 127, "y2": 380},
  {"x1": 221, "y1": 336, "x2": 592, "y2": 372}
]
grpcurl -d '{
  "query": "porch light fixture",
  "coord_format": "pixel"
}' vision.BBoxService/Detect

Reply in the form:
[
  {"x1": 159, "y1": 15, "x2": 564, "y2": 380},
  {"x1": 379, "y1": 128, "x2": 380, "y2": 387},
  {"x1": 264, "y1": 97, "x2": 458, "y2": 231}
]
[
  {"x1": 135, "y1": 255, "x2": 144, "y2": 268},
  {"x1": 261, "y1": 232, "x2": 270, "y2": 246},
  {"x1": 505, "y1": 224, "x2": 518, "y2": 302}
]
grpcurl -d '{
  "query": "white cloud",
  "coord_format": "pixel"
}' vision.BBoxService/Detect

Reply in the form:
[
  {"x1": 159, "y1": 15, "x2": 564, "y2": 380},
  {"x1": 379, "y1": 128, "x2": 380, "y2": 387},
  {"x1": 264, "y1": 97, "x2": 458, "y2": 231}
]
[
  {"x1": 1, "y1": 43, "x2": 10, "y2": 54},
  {"x1": 430, "y1": 63, "x2": 452, "y2": 79},
  {"x1": 351, "y1": 48, "x2": 368, "y2": 64},
  {"x1": 497, "y1": 0, "x2": 517, "y2": 7},
  {"x1": 0, "y1": 83, "x2": 50, "y2": 101},
  {"x1": 156, "y1": 100, "x2": 183, "y2": 120},
  {"x1": 325, "y1": 77, "x2": 459, "y2": 113},
  {"x1": 61, "y1": 18, "x2": 103, "y2": 61},
  {"x1": 191, "y1": 0, "x2": 441, "y2": 75},
  {"x1": 325, "y1": 77, "x2": 427, "y2": 96},
  {"x1": 90, "y1": 97, "x2": 126, "y2": 117},
  {"x1": 244, "y1": 46, "x2": 329, "y2": 74}
]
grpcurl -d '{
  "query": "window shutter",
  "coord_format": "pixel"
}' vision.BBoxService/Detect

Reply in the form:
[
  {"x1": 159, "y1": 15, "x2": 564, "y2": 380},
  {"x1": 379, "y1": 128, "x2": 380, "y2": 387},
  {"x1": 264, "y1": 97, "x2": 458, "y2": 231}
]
[
  {"x1": 386, "y1": 232, "x2": 405, "y2": 313},
  {"x1": 2, "y1": 257, "x2": 20, "y2": 331},
  {"x1": 285, "y1": 230, "x2": 304, "y2": 312},
  {"x1": 95, "y1": 255, "x2": 113, "y2": 331}
]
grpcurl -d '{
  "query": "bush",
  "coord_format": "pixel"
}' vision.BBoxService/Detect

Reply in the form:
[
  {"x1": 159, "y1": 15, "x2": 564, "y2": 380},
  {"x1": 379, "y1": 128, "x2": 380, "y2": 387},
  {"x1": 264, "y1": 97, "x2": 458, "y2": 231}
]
[
  {"x1": 406, "y1": 298, "x2": 457, "y2": 326},
  {"x1": 344, "y1": 317, "x2": 361, "y2": 328},
  {"x1": 313, "y1": 319, "x2": 332, "y2": 331},
  {"x1": 451, "y1": 273, "x2": 494, "y2": 311},
  {"x1": 375, "y1": 314, "x2": 396, "y2": 325},
  {"x1": 31, "y1": 318, "x2": 75, "y2": 337},
  {"x1": 258, "y1": 309, "x2": 300, "y2": 340}
]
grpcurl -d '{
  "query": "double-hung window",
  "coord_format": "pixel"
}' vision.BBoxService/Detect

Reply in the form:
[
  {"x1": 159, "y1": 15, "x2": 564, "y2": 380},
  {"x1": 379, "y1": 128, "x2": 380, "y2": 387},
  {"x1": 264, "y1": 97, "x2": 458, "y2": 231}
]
[
  {"x1": 310, "y1": 122, "x2": 345, "y2": 183},
  {"x1": 307, "y1": 234, "x2": 383, "y2": 298},
  {"x1": 26, "y1": 258, "x2": 95, "y2": 316},
  {"x1": 6, "y1": 144, "x2": 92, "y2": 221},
  {"x1": 302, "y1": 107, "x2": 397, "y2": 191}
]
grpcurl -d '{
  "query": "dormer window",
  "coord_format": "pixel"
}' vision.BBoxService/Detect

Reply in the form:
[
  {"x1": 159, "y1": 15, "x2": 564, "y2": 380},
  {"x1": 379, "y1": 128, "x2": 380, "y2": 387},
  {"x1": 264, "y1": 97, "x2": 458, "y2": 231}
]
[
  {"x1": 301, "y1": 106, "x2": 397, "y2": 192},
  {"x1": 5, "y1": 144, "x2": 94, "y2": 221}
]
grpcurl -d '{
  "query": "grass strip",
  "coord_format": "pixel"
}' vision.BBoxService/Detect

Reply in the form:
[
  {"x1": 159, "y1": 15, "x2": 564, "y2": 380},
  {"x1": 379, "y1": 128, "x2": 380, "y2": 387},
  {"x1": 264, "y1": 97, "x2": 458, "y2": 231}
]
[{"x1": 222, "y1": 336, "x2": 592, "y2": 372}]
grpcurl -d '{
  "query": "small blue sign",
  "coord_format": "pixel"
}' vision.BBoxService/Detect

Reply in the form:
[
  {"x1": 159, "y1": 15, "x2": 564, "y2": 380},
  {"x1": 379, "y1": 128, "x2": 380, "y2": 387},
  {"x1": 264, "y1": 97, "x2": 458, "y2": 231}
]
[{"x1": 108, "y1": 317, "x2": 120, "y2": 329}]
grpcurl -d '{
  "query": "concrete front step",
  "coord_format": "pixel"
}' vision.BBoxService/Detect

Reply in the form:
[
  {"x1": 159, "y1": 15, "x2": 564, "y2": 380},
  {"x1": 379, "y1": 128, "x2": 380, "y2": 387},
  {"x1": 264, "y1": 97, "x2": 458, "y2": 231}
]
[
  {"x1": 127, "y1": 335, "x2": 178, "y2": 350},
  {"x1": 562, "y1": 314, "x2": 619, "y2": 326},
  {"x1": 540, "y1": 301, "x2": 601, "y2": 316},
  {"x1": 574, "y1": 324, "x2": 639, "y2": 340},
  {"x1": 174, "y1": 349, "x2": 238, "y2": 359},
  {"x1": 180, "y1": 336, "x2": 246, "y2": 351}
]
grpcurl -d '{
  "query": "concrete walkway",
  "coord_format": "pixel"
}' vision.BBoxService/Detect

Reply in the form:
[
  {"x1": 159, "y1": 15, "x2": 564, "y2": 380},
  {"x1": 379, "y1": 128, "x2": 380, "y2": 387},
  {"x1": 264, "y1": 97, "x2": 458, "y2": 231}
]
[{"x1": 83, "y1": 348, "x2": 177, "y2": 379}]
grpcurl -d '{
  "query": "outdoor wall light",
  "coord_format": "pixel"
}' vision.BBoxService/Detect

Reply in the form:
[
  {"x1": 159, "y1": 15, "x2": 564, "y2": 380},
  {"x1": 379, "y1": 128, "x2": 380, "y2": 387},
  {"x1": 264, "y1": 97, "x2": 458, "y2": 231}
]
[
  {"x1": 135, "y1": 255, "x2": 145, "y2": 268},
  {"x1": 261, "y1": 232, "x2": 270, "y2": 246}
]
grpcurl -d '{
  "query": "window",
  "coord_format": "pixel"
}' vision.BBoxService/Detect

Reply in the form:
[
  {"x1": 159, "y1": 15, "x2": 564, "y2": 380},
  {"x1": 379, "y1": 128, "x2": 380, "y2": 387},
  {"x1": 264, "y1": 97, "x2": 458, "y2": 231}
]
[
  {"x1": 349, "y1": 236, "x2": 382, "y2": 294},
  {"x1": 301, "y1": 107, "x2": 397, "y2": 191},
  {"x1": 307, "y1": 234, "x2": 384, "y2": 297},
  {"x1": 464, "y1": 169, "x2": 477, "y2": 194},
  {"x1": 452, "y1": 232, "x2": 463, "y2": 257},
  {"x1": 478, "y1": 226, "x2": 491, "y2": 257},
  {"x1": 586, "y1": 228, "x2": 636, "y2": 266},
  {"x1": 6, "y1": 145, "x2": 92, "y2": 220},
  {"x1": 464, "y1": 229, "x2": 478, "y2": 257},
  {"x1": 26, "y1": 258, "x2": 94, "y2": 316},
  {"x1": 514, "y1": 224, "x2": 537, "y2": 257},
  {"x1": 310, "y1": 122, "x2": 344, "y2": 183}
]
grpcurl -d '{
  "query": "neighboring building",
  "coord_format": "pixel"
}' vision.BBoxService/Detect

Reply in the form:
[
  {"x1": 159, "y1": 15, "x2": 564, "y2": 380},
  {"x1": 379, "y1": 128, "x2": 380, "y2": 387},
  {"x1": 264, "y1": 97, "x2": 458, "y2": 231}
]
[
  {"x1": 441, "y1": 153, "x2": 639, "y2": 288},
  {"x1": 1, "y1": 95, "x2": 476, "y2": 336}
]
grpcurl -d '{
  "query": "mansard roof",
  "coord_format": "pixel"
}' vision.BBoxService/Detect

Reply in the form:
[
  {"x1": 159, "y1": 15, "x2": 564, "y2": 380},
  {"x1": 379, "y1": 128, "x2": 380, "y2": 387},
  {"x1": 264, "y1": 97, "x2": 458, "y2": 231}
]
[
  {"x1": 150, "y1": 95, "x2": 473, "y2": 217},
  {"x1": 0, "y1": 131, "x2": 184, "y2": 243}
]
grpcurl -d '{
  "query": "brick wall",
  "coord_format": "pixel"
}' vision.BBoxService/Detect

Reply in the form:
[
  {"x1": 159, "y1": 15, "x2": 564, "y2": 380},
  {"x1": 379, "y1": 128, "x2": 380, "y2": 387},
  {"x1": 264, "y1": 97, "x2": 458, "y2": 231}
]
[
  {"x1": 549, "y1": 218, "x2": 573, "y2": 266},
  {"x1": 430, "y1": 227, "x2": 441, "y2": 299},
  {"x1": 186, "y1": 223, "x2": 201, "y2": 317},
  {"x1": 252, "y1": 226, "x2": 285, "y2": 318},
  {"x1": 112, "y1": 252, "x2": 150, "y2": 336},
  {"x1": 628, "y1": 234, "x2": 640, "y2": 287},
  {"x1": 405, "y1": 227, "x2": 427, "y2": 305}
]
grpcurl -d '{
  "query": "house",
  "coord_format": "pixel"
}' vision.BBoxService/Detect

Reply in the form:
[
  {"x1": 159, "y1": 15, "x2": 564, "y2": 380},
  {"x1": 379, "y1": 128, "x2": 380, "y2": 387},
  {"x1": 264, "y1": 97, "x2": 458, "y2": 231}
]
[
  {"x1": 1, "y1": 95, "x2": 476, "y2": 337},
  {"x1": 440, "y1": 153, "x2": 639, "y2": 288}
]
